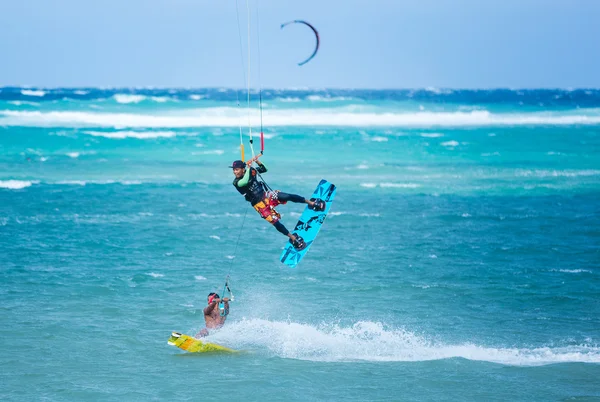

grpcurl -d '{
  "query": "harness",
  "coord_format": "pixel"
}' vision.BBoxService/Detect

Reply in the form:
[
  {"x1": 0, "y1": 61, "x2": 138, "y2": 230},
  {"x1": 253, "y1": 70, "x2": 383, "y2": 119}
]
[{"x1": 253, "y1": 190, "x2": 287, "y2": 223}]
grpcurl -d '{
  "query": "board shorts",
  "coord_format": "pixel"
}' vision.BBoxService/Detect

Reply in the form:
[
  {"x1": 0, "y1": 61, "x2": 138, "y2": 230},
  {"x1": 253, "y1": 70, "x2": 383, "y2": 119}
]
[{"x1": 253, "y1": 191, "x2": 287, "y2": 224}]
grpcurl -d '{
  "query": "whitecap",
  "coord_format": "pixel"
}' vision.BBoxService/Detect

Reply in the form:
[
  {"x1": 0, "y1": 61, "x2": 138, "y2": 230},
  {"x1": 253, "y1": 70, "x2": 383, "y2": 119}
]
[
  {"x1": 380, "y1": 183, "x2": 420, "y2": 188},
  {"x1": 83, "y1": 130, "x2": 177, "y2": 139},
  {"x1": 5, "y1": 108, "x2": 600, "y2": 128},
  {"x1": 441, "y1": 140, "x2": 459, "y2": 147},
  {"x1": 0, "y1": 180, "x2": 35, "y2": 189},
  {"x1": 21, "y1": 89, "x2": 46, "y2": 97},
  {"x1": 113, "y1": 94, "x2": 146, "y2": 104}
]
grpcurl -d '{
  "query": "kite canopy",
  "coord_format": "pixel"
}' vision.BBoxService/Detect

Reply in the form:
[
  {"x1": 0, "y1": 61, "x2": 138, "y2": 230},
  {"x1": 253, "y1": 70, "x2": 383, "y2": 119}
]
[{"x1": 280, "y1": 20, "x2": 320, "y2": 66}]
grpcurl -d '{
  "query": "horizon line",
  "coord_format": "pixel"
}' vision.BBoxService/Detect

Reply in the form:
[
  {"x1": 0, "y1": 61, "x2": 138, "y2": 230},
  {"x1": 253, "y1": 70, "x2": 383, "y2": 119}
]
[{"x1": 2, "y1": 86, "x2": 600, "y2": 91}]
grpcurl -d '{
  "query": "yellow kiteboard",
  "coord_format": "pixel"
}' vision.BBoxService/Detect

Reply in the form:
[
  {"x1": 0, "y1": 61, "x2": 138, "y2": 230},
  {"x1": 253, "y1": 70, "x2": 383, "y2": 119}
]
[{"x1": 167, "y1": 332, "x2": 237, "y2": 354}]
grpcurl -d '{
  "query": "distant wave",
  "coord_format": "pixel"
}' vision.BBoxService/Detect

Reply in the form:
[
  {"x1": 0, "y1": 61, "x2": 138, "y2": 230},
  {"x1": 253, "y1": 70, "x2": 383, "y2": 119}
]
[
  {"x1": 210, "y1": 319, "x2": 600, "y2": 365},
  {"x1": 515, "y1": 169, "x2": 600, "y2": 178},
  {"x1": 0, "y1": 180, "x2": 37, "y2": 190},
  {"x1": 4, "y1": 108, "x2": 600, "y2": 128},
  {"x1": 441, "y1": 140, "x2": 460, "y2": 147},
  {"x1": 82, "y1": 130, "x2": 177, "y2": 139},
  {"x1": 361, "y1": 183, "x2": 421, "y2": 189},
  {"x1": 113, "y1": 94, "x2": 146, "y2": 104},
  {"x1": 4, "y1": 88, "x2": 600, "y2": 107},
  {"x1": 21, "y1": 89, "x2": 46, "y2": 97}
]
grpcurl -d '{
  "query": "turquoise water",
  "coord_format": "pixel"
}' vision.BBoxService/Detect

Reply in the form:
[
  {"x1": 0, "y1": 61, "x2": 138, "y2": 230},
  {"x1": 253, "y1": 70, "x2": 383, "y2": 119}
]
[{"x1": 1, "y1": 88, "x2": 599, "y2": 401}]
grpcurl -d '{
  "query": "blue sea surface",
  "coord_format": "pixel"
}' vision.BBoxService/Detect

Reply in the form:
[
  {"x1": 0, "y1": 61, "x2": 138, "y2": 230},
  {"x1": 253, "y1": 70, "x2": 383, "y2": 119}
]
[{"x1": 1, "y1": 88, "x2": 599, "y2": 401}]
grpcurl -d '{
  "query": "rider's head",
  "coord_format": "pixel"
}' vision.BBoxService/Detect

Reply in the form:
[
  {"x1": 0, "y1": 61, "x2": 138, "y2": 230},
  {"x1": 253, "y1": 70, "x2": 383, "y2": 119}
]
[
  {"x1": 207, "y1": 292, "x2": 220, "y2": 304},
  {"x1": 230, "y1": 160, "x2": 246, "y2": 178}
]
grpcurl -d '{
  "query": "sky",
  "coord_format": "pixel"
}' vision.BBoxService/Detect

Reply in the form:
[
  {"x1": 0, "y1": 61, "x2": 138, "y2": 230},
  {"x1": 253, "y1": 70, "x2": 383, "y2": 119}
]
[{"x1": 1, "y1": 0, "x2": 599, "y2": 88}]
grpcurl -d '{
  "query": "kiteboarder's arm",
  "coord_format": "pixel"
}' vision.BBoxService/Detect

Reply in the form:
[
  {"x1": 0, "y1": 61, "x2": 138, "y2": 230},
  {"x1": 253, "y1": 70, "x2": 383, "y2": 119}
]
[
  {"x1": 204, "y1": 301, "x2": 218, "y2": 315},
  {"x1": 256, "y1": 161, "x2": 267, "y2": 174}
]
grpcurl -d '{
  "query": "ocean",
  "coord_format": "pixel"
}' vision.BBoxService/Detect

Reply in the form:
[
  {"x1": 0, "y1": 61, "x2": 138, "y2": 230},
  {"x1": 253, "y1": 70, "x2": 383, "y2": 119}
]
[{"x1": 1, "y1": 87, "x2": 599, "y2": 401}]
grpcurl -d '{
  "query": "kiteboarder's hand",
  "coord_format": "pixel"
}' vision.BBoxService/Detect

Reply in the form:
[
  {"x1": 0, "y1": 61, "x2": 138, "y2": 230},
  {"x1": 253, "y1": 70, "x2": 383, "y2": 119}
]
[{"x1": 222, "y1": 297, "x2": 229, "y2": 302}]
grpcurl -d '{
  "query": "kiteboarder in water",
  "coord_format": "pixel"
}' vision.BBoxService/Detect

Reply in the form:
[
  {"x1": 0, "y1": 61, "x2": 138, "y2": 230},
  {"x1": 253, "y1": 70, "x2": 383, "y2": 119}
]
[
  {"x1": 231, "y1": 156, "x2": 325, "y2": 250},
  {"x1": 196, "y1": 292, "x2": 230, "y2": 338}
]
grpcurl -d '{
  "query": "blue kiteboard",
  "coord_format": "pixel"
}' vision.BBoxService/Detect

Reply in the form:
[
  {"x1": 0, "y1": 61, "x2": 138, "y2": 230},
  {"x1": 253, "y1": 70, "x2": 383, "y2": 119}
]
[{"x1": 280, "y1": 179, "x2": 336, "y2": 268}]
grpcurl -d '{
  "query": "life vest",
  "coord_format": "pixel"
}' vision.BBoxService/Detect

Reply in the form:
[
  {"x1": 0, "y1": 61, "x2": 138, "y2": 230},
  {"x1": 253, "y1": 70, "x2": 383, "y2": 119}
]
[{"x1": 233, "y1": 167, "x2": 267, "y2": 205}]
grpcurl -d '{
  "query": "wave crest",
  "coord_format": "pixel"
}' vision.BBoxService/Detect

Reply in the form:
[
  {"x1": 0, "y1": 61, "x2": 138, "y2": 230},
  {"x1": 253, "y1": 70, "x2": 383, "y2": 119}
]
[{"x1": 3, "y1": 108, "x2": 600, "y2": 128}]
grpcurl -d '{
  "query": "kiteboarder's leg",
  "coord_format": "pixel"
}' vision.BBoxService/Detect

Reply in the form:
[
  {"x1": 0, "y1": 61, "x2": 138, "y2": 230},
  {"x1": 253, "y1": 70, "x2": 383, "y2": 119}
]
[
  {"x1": 273, "y1": 218, "x2": 306, "y2": 250},
  {"x1": 276, "y1": 191, "x2": 325, "y2": 211},
  {"x1": 253, "y1": 195, "x2": 307, "y2": 250}
]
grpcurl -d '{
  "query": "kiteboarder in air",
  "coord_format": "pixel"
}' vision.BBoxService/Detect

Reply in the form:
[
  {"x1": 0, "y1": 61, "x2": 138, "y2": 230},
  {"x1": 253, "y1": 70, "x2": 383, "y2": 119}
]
[{"x1": 231, "y1": 156, "x2": 325, "y2": 250}]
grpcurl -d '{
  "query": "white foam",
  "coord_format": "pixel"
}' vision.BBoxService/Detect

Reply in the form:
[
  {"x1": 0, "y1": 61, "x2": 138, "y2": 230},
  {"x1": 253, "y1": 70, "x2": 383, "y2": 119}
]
[
  {"x1": 150, "y1": 96, "x2": 171, "y2": 103},
  {"x1": 370, "y1": 136, "x2": 388, "y2": 142},
  {"x1": 420, "y1": 133, "x2": 444, "y2": 138},
  {"x1": 210, "y1": 319, "x2": 600, "y2": 365},
  {"x1": 82, "y1": 130, "x2": 177, "y2": 139},
  {"x1": 189, "y1": 94, "x2": 206, "y2": 100},
  {"x1": 328, "y1": 212, "x2": 345, "y2": 216},
  {"x1": 361, "y1": 183, "x2": 419, "y2": 189},
  {"x1": 5, "y1": 108, "x2": 600, "y2": 128},
  {"x1": 0, "y1": 180, "x2": 35, "y2": 189},
  {"x1": 380, "y1": 183, "x2": 420, "y2": 188},
  {"x1": 195, "y1": 275, "x2": 207, "y2": 281},
  {"x1": 147, "y1": 272, "x2": 164, "y2": 278},
  {"x1": 66, "y1": 152, "x2": 80, "y2": 158},
  {"x1": 192, "y1": 150, "x2": 225, "y2": 155},
  {"x1": 277, "y1": 97, "x2": 301, "y2": 102},
  {"x1": 515, "y1": 169, "x2": 600, "y2": 178},
  {"x1": 21, "y1": 89, "x2": 46, "y2": 97},
  {"x1": 550, "y1": 269, "x2": 593, "y2": 274},
  {"x1": 306, "y1": 95, "x2": 353, "y2": 102},
  {"x1": 48, "y1": 180, "x2": 144, "y2": 186},
  {"x1": 56, "y1": 180, "x2": 87, "y2": 186},
  {"x1": 74, "y1": 90, "x2": 89, "y2": 95},
  {"x1": 356, "y1": 164, "x2": 369, "y2": 169},
  {"x1": 441, "y1": 140, "x2": 459, "y2": 147},
  {"x1": 9, "y1": 100, "x2": 39, "y2": 106},
  {"x1": 209, "y1": 235, "x2": 221, "y2": 240},
  {"x1": 113, "y1": 94, "x2": 146, "y2": 104}
]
